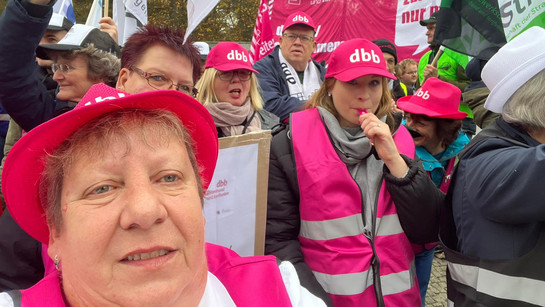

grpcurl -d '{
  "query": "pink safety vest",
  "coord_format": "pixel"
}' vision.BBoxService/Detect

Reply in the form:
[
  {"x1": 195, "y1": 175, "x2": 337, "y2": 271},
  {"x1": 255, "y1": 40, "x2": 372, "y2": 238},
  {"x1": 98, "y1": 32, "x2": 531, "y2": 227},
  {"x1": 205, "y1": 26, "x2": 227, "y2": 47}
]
[
  {"x1": 20, "y1": 243, "x2": 292, "y2": 306},
  {"x1": 291, "y1": 108, "x2": 420, "y2": 306}
]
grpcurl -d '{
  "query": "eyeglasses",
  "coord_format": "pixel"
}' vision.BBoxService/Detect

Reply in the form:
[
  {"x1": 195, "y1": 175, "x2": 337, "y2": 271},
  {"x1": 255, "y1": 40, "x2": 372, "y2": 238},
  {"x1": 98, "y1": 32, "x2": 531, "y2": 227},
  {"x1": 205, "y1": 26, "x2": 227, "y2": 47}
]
[
  {"x1": 130, "y1": 66, "x2": 198, "y2": 97},
  {"x1": 282, "y1": 33, "x2": 314, "y2": 44},
  {"x1": 51, "y1": 63, "x2": 77, "y2": 74},
  {"x1": 217, "y1": 70, "x2": 252, "y2": 81}
]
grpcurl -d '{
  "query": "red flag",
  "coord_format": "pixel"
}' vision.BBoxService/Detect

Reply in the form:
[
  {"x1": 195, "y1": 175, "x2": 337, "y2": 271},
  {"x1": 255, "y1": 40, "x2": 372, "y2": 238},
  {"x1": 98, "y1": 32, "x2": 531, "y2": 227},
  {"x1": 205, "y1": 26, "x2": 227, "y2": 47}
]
[{"x1": 250, "y1": 0, "x2": 275, "y2": 63}]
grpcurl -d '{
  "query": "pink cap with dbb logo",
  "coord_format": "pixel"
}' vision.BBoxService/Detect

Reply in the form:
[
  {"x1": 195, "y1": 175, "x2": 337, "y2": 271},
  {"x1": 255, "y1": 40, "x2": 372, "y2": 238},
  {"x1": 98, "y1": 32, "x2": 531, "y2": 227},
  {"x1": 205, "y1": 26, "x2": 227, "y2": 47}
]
[
  {"x1": 283, "y1": 11, "x2": 316, "y2": 32},
  {"x1": 325, "y1": 39, "x2": 396, "y2": 82},
  {"x1": 205, "y1": 42, "x2": 258, "y2": 73},
  {"x1": 396, "y1": 77, "x2": 467, "y2": 119}
]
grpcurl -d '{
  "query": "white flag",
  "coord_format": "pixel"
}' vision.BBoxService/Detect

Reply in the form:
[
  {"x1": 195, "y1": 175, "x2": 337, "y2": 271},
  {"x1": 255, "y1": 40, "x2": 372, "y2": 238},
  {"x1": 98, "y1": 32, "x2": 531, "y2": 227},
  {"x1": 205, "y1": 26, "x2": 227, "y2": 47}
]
[
  {"x1": 53, "y1": 0, "x2": 75, "y2": 23},
  {"x1": 85, "y1": 0, "x2": 103, "y2": 28},
  {"x1": 184, "y1": 0, "x2": 220, "y2": 43},
  {"x1": 113, "y1": 0, "x2": 147, "y2": 45}
]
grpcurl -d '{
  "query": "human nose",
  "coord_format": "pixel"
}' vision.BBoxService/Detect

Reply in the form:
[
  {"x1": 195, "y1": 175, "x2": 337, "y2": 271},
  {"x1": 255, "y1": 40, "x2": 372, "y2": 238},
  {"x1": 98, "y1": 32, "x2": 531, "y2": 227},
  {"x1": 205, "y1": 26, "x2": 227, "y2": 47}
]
[
  {"x1": 119, "y1": 180, "x2": 167, "y2": 230},
  {"x1": 405, "y1": 116, "x2": 414, "y2": 127},
  {"x1": 52, "y1": 69, "x2": 64, "y2": 81},
  {"x1": 357, "y1": 87, "x2": 370, "y2": 101},
  {"x1": 231, "y1": 71, "x2": 241, "y2": 82}
]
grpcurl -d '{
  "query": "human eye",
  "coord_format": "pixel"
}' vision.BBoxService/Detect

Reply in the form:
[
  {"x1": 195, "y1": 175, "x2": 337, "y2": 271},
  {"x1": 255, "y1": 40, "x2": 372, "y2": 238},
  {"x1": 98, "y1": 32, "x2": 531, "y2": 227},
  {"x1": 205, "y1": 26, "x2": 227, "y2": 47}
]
[
  {"x1": 61, "y1": 64, "x2": 73, "y2": 73},
  {"x1": 162, "y1": 174, "x2": 179, "y2": 183},
  {"x1": 347, "y1": 80, "x2": 359, "y2": 86},
  {"x1": 219, "y1": 71, "x2": 234, "y2": 81},
  {"x1": 288, "y1": 34, "x2": 298, "y2": 40},
  {"x1": 301, "y1": 35, "x2": 312, "y2": 43},
  {"x1": 177, "y1": 84, "x2": 191, "y2": 93},
  {"x1": 92, "y1": 185, "x2": 113, "y2": 195},
  {"x1": 149, "y1": 74, "x2": 168, "y2": 83},
  {"x1": 369, "y1": 78, "x2": 382, "y2": 87}
]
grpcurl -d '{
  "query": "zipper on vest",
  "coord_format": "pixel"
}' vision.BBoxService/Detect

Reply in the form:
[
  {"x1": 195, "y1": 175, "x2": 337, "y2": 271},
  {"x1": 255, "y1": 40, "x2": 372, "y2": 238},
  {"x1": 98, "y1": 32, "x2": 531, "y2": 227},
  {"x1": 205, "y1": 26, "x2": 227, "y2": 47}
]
[
  {"x1": 371, "y1": 182, "x2": 385, "y2": 307},
  {"x1": 358, "y1": 178, "x2": 386, "y2": 307}
]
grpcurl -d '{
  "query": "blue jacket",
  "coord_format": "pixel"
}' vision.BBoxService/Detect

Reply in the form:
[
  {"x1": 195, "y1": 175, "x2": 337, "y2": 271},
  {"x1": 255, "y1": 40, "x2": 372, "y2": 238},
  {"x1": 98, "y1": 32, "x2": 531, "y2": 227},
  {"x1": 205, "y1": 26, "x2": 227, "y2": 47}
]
[
  {"x1": 416, "y1": 132, "x2": 469, "y2": 188},
  {"x1": 253, "y1": 46, "x2": 325, "y2": 121},
  {"x1": 0, "y1": 0, "x2": 75, "y2": 132},
  {"x1": 452, "y1": 117, "x2": 545, "y2": 260}
]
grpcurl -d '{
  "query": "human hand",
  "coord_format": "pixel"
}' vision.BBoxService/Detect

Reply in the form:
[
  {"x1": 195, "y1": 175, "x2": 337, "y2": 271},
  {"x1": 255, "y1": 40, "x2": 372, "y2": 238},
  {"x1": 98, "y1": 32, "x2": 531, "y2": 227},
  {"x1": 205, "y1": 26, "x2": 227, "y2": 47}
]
[
  {"x1": 359, "y1": 111, "x2": 408, "y2": 177},
  {"x1": 99, "y1": 17, "x2": 118, "y2": 44},
  {"x1": 423, "y1": 64, "x2": 438, "y2": 79}
]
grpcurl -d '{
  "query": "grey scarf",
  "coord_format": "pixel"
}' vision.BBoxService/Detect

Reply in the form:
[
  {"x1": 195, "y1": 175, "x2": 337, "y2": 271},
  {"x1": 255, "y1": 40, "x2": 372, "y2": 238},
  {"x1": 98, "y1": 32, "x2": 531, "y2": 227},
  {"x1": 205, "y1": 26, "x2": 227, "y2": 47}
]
[{"x1": 317, "y1": 107, "x2": 385, "y2": 232}]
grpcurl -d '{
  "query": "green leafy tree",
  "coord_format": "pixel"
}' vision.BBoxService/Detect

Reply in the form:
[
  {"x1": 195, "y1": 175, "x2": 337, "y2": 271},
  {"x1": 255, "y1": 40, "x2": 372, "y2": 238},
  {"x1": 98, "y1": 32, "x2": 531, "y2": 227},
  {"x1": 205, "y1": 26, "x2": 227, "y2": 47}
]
[{"x1": 0, "y1": 0, "x2": 259, "y2": 42}]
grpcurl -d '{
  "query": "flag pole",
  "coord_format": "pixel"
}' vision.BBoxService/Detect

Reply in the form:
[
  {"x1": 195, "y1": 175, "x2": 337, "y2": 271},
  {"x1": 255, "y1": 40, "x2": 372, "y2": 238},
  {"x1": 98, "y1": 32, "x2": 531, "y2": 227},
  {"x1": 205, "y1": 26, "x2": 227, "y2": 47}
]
[
  {"x1": 103, "y1": 0, "x2": 109, "y2": 18},
  {"x1": 431, "y1": 45, "x2": 445, "y2": 67},
  {"x1": 422, "y1": 45, "x2": 445, "y2": 85}
]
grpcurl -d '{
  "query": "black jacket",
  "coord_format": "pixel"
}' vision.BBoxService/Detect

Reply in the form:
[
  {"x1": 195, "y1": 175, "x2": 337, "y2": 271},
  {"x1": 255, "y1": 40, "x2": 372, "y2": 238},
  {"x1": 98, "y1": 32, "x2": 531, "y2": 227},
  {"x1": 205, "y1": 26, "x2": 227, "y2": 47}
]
[{"x1": 0, "y1": 0, "x2": 75, "y2": 132}]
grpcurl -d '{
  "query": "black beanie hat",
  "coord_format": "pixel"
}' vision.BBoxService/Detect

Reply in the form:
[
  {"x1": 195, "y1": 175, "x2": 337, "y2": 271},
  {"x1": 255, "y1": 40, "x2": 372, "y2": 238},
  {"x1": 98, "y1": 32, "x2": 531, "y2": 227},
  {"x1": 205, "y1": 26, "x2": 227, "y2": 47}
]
[{"x1": 372, "y1": 39, "x2": 398, "y2": 64}]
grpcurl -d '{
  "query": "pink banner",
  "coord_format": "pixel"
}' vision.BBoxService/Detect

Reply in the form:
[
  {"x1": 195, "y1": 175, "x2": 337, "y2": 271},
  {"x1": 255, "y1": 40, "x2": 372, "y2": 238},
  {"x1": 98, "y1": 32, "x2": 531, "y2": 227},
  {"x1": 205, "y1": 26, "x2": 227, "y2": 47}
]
[{"x1": 250, "y1": 0, "x2": 441, "y2": 64}]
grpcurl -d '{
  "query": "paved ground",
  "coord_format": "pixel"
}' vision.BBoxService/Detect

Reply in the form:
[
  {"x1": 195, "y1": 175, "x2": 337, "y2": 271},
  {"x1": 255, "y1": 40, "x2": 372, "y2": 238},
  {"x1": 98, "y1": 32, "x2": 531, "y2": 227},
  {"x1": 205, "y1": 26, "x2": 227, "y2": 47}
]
[{"x1": 425, "y1": 250, "x2": 448, "y2": 307}]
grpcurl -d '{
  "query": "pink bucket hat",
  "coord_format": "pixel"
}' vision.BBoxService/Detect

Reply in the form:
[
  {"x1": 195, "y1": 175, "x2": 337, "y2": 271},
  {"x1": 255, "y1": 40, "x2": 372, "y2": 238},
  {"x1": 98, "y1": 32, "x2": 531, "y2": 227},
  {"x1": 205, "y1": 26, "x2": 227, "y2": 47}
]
[
  {"x1": 396, "y1": 77, "x2": 467, "y2": 120},
  {"x1": 325, "y1": 39, "x2": 396, "y2": 82},
  {"x1": 283, "y1": 11, "x2": 316, "y2": 32},
  {"x1": 2, "y1": 84, "x2": 218, "y2": 244},
  {"x1": 205, "y1": 42, "x2": 258, "y2": 73}
]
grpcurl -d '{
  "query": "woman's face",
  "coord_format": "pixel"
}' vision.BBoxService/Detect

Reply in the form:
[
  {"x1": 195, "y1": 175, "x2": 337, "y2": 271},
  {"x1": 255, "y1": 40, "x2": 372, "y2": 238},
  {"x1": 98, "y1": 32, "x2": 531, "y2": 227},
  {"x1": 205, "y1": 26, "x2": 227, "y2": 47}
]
[
  {"x1": 117, "y1": 44, "x2": 195, "y2": 96},
  {"x1": 330, "y1": 75, "x2": 384, "y2": 128},
  {"x1": 405, "y1": 113, "x2": 442, "y2": 153},
  {"x1": 49, "y1": 130, "x2": 207, "y2": 306},
  {"x1": 53, "y1": 54, "x2": 98, "y2": 103},
  {"x1": 213, "y1": 69, "x2": 252, "y2": 106}
]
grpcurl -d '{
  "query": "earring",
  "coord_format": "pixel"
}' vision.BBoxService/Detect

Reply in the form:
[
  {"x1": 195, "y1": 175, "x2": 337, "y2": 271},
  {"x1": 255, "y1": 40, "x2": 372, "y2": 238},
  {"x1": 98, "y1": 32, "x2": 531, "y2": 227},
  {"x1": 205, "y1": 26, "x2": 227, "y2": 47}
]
[
  {"x1": 327, "y1": 92, "x2": 332, "y2": 97},
  {"x1": 54, "y1": 254, "x2": 60, "y2": 271}
]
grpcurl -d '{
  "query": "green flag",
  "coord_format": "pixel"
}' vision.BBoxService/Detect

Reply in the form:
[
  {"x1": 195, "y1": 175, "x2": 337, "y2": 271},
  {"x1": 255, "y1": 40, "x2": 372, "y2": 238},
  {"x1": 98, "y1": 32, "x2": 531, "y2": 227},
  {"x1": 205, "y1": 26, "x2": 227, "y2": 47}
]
[
  {"x1": 435, "y1": 0, "x2": 506, "y2": 60},
  {"x1": 435, "y1": 0, "x2": 545, "y2": 60}
]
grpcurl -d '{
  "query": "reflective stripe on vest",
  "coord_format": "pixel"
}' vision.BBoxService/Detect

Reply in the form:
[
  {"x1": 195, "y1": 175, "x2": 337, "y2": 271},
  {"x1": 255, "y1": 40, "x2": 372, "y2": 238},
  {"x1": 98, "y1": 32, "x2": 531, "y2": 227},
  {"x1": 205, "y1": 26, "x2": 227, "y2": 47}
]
[
  {"x1": 442, "y1": 226, "x2": 545, "y2": 306},
  {"x1": 448, "y1": 261, "x2": 545, "y2": 306},
  {"x1": 314, "y1": 262, "x2": 415, "y2": 296},
  {"x1": 300, "y1": 214, "x2": 403, "y2": 241},
  {"x1": 291, "y1": 109, "x2": 419, "y2": 306}
]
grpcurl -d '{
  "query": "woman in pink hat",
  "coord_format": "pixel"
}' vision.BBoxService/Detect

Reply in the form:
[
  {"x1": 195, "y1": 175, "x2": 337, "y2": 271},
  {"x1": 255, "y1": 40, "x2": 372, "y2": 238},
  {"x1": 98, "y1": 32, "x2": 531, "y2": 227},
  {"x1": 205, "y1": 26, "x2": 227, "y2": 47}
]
[
  {"x1": 0, "y1": 84, "x2": 326, "y2": 307},
  {"x1": 396, "y1": 77, "x2": 469, "y2": 305},
  {"x1": 266, "y1": 38, "x2": 443, "y2": 306},
  {"x1": 196, "y1": 42, "x2": 279, "y2": 137}
]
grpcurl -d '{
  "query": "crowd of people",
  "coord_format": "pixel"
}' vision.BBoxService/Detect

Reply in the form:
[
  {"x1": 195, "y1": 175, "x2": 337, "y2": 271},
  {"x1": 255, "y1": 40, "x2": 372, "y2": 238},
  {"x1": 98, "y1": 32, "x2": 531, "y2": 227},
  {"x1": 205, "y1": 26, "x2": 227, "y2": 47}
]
[{"x1": 0, "y1": 0, "x2": 545, "y2": 306}]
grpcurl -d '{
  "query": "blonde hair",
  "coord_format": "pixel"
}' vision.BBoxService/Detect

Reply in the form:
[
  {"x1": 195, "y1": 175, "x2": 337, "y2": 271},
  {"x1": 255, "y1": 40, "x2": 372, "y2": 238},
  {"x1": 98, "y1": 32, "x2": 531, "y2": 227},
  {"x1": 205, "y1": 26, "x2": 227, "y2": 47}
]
[
  {"x1": 195, "y1": 67, "x2": 264, "y2": 110},
  {"x1": 305, "y1": 77, "x2": 395, "y2": 128},
  {"x1": 396, "y1": 58, "x2": 418, "y2": 76}
]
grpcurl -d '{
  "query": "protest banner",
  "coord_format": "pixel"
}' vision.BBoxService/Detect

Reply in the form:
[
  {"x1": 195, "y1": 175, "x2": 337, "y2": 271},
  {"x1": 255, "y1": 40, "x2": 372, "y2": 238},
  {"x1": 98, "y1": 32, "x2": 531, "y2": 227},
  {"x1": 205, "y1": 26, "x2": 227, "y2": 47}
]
[
  {"x1": 249, "y1": 0, "x2": 442, "y2": 63},
  {"x1": 203, "y1": 130, "x2": 272, "y2": 257}
]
